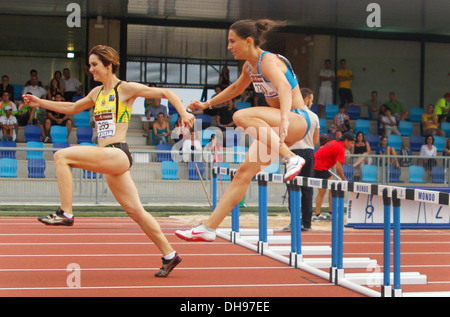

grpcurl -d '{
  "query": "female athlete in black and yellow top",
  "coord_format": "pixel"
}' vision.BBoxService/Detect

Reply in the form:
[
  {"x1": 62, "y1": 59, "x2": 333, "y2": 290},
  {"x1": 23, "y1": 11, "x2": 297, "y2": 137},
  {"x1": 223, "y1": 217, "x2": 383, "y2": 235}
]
[{"x1": 23, "y1": 45, "x2": 195, "y2": 277}]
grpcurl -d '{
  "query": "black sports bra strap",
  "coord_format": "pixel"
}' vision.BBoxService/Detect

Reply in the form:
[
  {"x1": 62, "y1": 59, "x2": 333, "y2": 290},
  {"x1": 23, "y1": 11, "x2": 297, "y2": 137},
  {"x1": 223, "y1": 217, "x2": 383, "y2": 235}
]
[{"x1": 113, "y1": 81, "x2": 122, "y2": 123}]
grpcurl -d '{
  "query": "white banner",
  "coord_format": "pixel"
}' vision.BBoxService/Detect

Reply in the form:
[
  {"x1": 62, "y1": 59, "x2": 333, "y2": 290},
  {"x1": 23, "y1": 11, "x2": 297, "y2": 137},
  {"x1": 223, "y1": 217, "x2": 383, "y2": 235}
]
[{"x1": 347, "y1": 192, "x2": 450, "y2": 228}]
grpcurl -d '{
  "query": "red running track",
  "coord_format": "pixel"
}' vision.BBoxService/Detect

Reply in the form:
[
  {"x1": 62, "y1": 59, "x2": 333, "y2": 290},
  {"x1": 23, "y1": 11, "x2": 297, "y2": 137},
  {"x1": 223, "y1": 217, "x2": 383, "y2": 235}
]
[{"x1": 0, "y1": 217, "x2": 449, "y2": 298}]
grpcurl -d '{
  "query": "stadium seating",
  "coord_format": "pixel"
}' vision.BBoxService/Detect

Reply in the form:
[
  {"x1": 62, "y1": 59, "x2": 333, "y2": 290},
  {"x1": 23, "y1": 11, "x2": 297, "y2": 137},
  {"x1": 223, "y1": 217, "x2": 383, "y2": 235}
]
[
  {"x1": 325, "y1": 104, "x2": 339, "y2": 120},
  {"x1": 434, "y1": 135, "x2": 445, "y2": 153},
  {"x1": 362, "y1": 165, "x2": 378, "y2": 182},
  {"x1": 236, "y1": 101, "x2": 251, "y2": 110},
  {"x1": 74, "y1": 111, "x2": 91, "y2": 127},
  {"x1": 347, "y1": 105, "x2": 361, "y2": 120},
  {"x1": 410, "y1": 107, "x2": 424, "y2": 122},
  {"x1": 342, "y1": 164, "x2": 354, "y2": 182},
  {"x1": 432, "y1": 166, "x2": 445, "y2": 184},
  {"x1": 76, "y1": 126, "x2": 93, "y2": 144},
  {"x1": 188, "y1": 161, "x2": 205, "y2": 180},
  {"x1": 24, "y1": 125, "x2": 42, "y2": 142},
  {"x1": 409, "y1": 165, "x2": 425, "y2": 183},
  {"x1": 27, "y1": 158, "x2": 46, "y2": 178},
  {"x1": 399, "y1": 121, "x2": 413, "y2": 136},
  {"x1": 0, "y1": 141, "x2": 16, "y2": 159},
  {"x1": 26, "y1": 141, "x2": 44, "y2": 160},
  {"x1": 0, "y1": 158, "x2": 18, "y2": 178},
  {"x1": 387, "y1": 134, "x2": 402, "y2": 151},
  {"x1": 233, "y1": 145, "x2": 248, "y2": 164},
  {"x1": 441, "y1": 122, "x2": 450, "y2": 137},
  {"x1": 263, "y1": 162, "x2": 281, "y2": 174},
  {"x1": 355, "y1": 119, "x2": 370, "y2": 135},
  {"x1": 156, "y1": 144, "x2": 173, "y2": 162},
  {"x1": 409, "y1": 135, "x2": 423, "y2": 152},
  {"x1": 161, "y1": 161, "x2": 179, "y2": 180},
  {"x1": 387, "y1": 165, "x2": 402, "y2": 182},
  {"x1": 50, "y1": 126, "x2": 68, "y2": 143}
]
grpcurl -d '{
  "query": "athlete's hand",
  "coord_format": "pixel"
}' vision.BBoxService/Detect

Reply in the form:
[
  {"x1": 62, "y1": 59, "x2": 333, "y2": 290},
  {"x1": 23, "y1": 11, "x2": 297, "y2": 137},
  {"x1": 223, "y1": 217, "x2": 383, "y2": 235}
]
[
  {"x1": 180, "y1": 112, "x2": 195, "y2": 129},
  {"x1": 188, "y1": 100, "x2": 208, "y2": 112},
  {"x1": 22, "y1": 94, "x2": 40, "y2": 108},
  {"x1": 280, "y1": 118, "x2": 289, "y2": 143}
]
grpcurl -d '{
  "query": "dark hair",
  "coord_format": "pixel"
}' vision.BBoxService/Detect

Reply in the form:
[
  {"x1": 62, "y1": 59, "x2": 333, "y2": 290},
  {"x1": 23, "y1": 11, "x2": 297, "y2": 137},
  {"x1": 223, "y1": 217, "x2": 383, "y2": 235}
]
[
  {"x1": 300, "y1": 88, "x2": 313, "y2": 100},
  {"x1": 89, "y1": 45, "x2": 120, "y2": 74},
  {"x1": 230, "y1": 19, "x2": 285, "y2": 47},
  {"x1": 425, "y1": 135, "x2": 434, "y2": 144}
]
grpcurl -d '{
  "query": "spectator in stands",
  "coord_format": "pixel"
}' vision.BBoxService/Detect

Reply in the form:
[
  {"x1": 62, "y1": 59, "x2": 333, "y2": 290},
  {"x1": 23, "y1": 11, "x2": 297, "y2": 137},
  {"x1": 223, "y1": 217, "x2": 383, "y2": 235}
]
[
  {"x1": 0, "y1": 106, "x2": 18, "y2": 141},
  {"x1": 333, "y1": 104, "x2": 350, "y2": 133},
  {"x1": 24, "y1": 69, "x2": 44, "y2": 88},
  {"x1": 182, "y1": 130, "x2": 202, "y2": 162},
  {"x1": 363, "y1": 91, "x2": 382, "y2": 120},
  {"x1": 420, "y1": 135, "x2": 437, "y2": 171},
  {"x1": 318, "y1": 59, "x2": 335, "y2": 116},
  {"x1": 62, "y1": 68, "x2": 83, "y2": 101},
  {"x1": 334, "y1": 130, "x2": 343, "y2": 140},
  {"x1": 352, "y1": 131, "x2": 372, "y2": 179},
  {"x1": 43, "y1": 92, "x2": 72, "y2": 143},
  {"x1": 444, "y1": 138, "x2": 450, "y2": 156},
  {"x1": 206, "y1": 133, "x2": 223, "y2": 163},
  {"x1": 1, "y1": 75, "x2": 15, "y2": 101},
  {"x1": 47, "y1": 77, "x2": 64, "y2": 100},
  {"x1": 22, "y1": 70, "x2": 46, "y2": 99},
  {"x1": 435, "y1": 93, "x2": 450, "y2": 123},
  {"x1": 17, "y1": 93, "x2": 40, "y2": 126},
  {"x1": 218, "y1": 65, "x2": 231, "y2": 89},
  {"x1": 0, "y1": 91, "x2": 18, "y2": 116},
  {"x1": 53, "y1": 71, "x2": 65, "y2": 92},
  {"x1": 422, "y1": 104, "x2": 445, "y2": 137},
  {"x1": 377, "y1": 136, "x2": 400, "y2": 168},
  {"x1": 153, "y1": 112, "x2": 170, "y2": 145},
  {"x1": 337, "y1": 59, "x2": 354, "y2": 108},
  {"x1": 380, "y1": 108, "x2": 401, "y2": 136},
  {"x1": 146, "y1": 97, "x2": 167, "y2": 119},
  {"x1": 383, "y1": 92, "x2": 409, "y2": 121},
  {"x1": 216, "y1": 99, "x2": 237, "y2": 130}
]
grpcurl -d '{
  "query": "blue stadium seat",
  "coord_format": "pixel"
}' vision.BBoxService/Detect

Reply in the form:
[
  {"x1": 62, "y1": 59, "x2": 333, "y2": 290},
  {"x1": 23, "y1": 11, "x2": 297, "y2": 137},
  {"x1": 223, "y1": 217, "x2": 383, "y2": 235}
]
[
  {"x1": 27, "y1": 158, "x2": 46, "y2": 178},
  {"x1": 76, "y1": 126, "x2": 93, "y2": 144},
  {"x1": 362, "y1": 165, "x2": 378, "y2": 183},
  {"x1": 387, "y1": 134, "x2": 402, "y2": 151},
  {"x1": 74, "y1": 111, "x2": 91, "y2": 127},
  {"x1": 50, "y1": 125, "x2": 68, "y2": 143},
  {"x1": 319, "y1": 118, "x2": 326, "y2": 134},
  {"x1": 409, "y1": 165, "x2": 425, "y2": 183},
  {"x1": 409, "y1": 135, "x2": 423, "y2": 152},
  {"x1": 342, "y1": 164, "x2": 354, "y2": 182},
  {"x1": 355, "y1": 119, "x2": 370, "y2": 135},
  {"x1": 365, "y1": 134, "x2": 379, "y2": 152},
  {"x1": 399, "y1": 121, "x2": 413, "y2": 136},
  {"x1": 236, "y1": 101, "x2": 251, "y2": 110},
  {"x1": 0, "y1": 141, "x2": 17, "y2": 159},
  {"x1": 156, "y1": 144, "x2": 173, "y2": 162},
  {"x1": 347, "y1": 105, "x2": 361, "y2": 120},
  {"x1": 441, "y1": 122, "x2": 450, "y2": 137},
  {"x1": 410, "y1": 107, "x2": 424, "y2": 122},
  {"x1": 387, "y1": 165, "x2": 402, "y2": 182},
  {"x1": 432, "y1": 166, "x2": 445, "y2": 184},
  {"x1": 12, "y1": 84, "x2": 23, "y2": 101},
  {"x1": 325, "y1": 104, "x2": 339, "y2": 120},
  {"x1": 434, "y1": 135, "x2": 445, "y2": 153},
  {"x1": 161, "y1": 161, "x2": 179, "y2": 180},
  {"x1": 24, "y1": 125, "x2": 42, "y2": 142},
  {"x1": 195, "y1": 114, "x2": 212, "y2": 128},
  {"x1": 188, "y1": 162, "x2": 205, "y2": 180},
  {"x1": 0, "y1": 158, "x2": 18, "y2": 178},
  {"x1": 53, "y1": 142, "x2": 70, "y2": 153},
  {"x1": 26, "y1": 141, "x2": 44, "y2": 160}
]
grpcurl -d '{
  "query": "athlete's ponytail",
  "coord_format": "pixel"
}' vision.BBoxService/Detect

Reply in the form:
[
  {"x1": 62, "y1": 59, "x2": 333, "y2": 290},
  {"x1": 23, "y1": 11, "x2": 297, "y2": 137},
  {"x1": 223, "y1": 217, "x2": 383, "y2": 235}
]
[{"x1": 230, "y1": 19, "x2": 285, "y2": 47}]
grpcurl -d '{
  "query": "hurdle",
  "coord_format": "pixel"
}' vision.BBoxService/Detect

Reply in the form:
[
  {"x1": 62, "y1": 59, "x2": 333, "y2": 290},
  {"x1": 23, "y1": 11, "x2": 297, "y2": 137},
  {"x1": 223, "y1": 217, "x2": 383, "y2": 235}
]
[{"x1": 212, "y1": 166, "x2": 439, "y2": 297}]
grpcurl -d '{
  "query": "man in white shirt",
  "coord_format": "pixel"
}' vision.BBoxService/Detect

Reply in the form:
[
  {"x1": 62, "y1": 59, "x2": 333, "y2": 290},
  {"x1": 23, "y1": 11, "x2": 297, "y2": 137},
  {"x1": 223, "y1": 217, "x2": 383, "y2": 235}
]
[
  {"x1": 182, "y1": 130, "x2": 202, "y2": 162},
  {"x1": 285, "y1": 88, "x2": 320, "y2": 231},
  {"x1": 0, "y1": 106, "x2": 18, "y2": 141},
  {"x1": 62, "y1": 68, "x2": 83, "y2": 101},
  {"x1": 380, "y1": 108, "x2": 401, "y2": 136},
  {"x1": 318, "y1": 59, "x2": 336, "y2": 109}
]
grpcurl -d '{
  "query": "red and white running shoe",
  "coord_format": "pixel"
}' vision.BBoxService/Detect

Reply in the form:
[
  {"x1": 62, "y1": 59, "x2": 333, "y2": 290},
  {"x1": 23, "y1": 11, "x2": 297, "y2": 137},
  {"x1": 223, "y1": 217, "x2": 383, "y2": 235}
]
[
  {"x1": 175, "y1": 225, "x2": 216, "y2": 242},
  {"x1": 283, "y1": 155, "x2": 305, "y2": 181}
]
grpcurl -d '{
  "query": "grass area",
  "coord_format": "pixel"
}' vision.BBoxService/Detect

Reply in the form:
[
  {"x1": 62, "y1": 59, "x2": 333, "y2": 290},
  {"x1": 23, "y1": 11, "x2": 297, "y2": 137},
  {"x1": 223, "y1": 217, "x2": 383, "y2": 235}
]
[{"x1": 0, "y1": 205, "x2": 291, "y2": 217}]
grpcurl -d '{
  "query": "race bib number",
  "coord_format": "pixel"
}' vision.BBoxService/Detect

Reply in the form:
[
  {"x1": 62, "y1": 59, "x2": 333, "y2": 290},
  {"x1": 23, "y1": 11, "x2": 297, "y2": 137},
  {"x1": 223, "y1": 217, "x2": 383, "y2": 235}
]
[{"x1": 94, "y1": 112, "x2": 116, "y2": 139}]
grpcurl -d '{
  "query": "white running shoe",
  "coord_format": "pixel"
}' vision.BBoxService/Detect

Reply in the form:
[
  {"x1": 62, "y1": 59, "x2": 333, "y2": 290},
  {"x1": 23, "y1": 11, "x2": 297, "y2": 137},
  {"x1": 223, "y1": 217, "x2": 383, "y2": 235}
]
[
  {"x1": 283, "y1": 155, "x2": 305, "y2": 181},
  {"x1": 175, "y1": 224, "x2": 216, "y2": 242}
]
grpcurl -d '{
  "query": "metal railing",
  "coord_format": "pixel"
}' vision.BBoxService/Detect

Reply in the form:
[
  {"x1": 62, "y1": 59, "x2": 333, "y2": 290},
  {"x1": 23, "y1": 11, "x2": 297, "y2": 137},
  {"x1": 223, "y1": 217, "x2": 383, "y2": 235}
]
[{"x1": 0, "y1": 147, "x2": 447, "y2": 206}]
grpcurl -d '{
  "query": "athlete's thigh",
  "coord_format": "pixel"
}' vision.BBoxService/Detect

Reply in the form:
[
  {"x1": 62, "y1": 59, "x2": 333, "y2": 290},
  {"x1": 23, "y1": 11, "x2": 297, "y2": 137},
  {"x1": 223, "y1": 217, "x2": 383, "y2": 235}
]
[
  {"x1": 236, "y1": 107, "x2": 307, "y2": 145},
  {"x1": 105, "y1": 172, "x2": 142, "y2": 209},
  {"x1": 54, "y1": 145, "x2": 129, "y2": 174}
]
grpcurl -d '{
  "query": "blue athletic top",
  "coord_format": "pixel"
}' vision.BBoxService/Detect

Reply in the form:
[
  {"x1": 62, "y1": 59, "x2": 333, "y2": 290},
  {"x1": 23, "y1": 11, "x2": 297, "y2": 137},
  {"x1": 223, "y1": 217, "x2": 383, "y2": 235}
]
[{"x1": 248, "y1": 51, "x2": 299, "y2": 99}]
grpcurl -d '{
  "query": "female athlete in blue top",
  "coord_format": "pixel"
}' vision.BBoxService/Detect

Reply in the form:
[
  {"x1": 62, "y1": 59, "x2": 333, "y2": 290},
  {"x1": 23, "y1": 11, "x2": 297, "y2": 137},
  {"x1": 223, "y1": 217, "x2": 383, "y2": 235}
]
[{"x1": 176, "y1": 19, "x2": 310, "y2": 242}]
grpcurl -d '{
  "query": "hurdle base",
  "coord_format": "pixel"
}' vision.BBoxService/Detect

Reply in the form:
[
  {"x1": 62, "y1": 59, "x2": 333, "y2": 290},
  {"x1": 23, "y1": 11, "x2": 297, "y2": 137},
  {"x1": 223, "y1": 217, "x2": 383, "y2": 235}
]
[
  {"x1": 289, "y1": 252, "x2": 303, "y2": 268},
  {"x1": 257, "y1": 241, "x2": 268, "y2": 255},
  {"x1": 392, "y1": 289, "x2": 403, "y2": 297},
  {"x1": 269, "y1": 245, "x2": 331, "y2": 256},
  {"x1": 343, "y1": 272, "x2": 427, "y2": 286},
  {"x1": 382, "y1": 285, "x2": 392, "y2": 297},
  {"x1": 304, "y1": 257, "x2": 377, "y2": 269}
]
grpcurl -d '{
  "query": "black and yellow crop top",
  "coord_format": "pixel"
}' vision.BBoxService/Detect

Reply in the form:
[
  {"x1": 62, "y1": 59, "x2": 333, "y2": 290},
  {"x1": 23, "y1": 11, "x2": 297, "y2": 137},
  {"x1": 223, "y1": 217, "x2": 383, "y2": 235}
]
[{"x1": 93, "y1": 81, "x2": 132, "y2": 139}]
